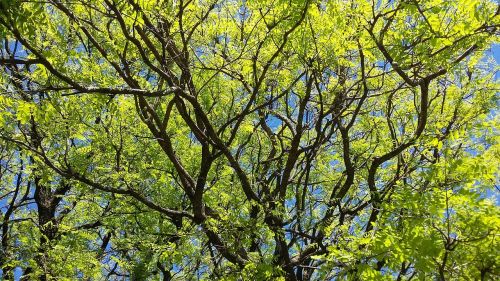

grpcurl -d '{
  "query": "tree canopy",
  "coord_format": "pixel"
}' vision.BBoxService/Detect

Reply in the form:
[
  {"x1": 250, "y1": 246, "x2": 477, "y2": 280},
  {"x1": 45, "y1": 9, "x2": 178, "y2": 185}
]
[{"x1": 0, "y1": 0, "x2": 499, "y2": 280}]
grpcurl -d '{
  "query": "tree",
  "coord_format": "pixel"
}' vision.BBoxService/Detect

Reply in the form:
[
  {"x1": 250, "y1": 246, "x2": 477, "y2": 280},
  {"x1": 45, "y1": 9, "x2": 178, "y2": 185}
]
[{"x1": 0, "y1": 0, "x2": 499, "y2": 279}]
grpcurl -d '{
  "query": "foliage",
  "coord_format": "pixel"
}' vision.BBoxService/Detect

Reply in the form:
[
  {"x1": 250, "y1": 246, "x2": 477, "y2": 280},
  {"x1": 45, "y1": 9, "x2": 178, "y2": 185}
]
[{"x1": 0, "y1": 0, "x2": 499, "y2": 280}]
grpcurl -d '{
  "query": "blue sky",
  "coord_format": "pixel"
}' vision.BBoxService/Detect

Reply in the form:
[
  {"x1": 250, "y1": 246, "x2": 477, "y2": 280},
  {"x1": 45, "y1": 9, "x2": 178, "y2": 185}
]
[{"x1": 491, "y1": 44, "x2": 500, "y2": 79}]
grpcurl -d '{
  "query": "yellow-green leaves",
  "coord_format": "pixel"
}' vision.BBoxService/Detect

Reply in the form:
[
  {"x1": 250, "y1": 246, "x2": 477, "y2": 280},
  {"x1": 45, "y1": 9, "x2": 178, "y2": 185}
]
[{"x1": 0, "y1": 0, "x2": 498, "y2": 279}]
